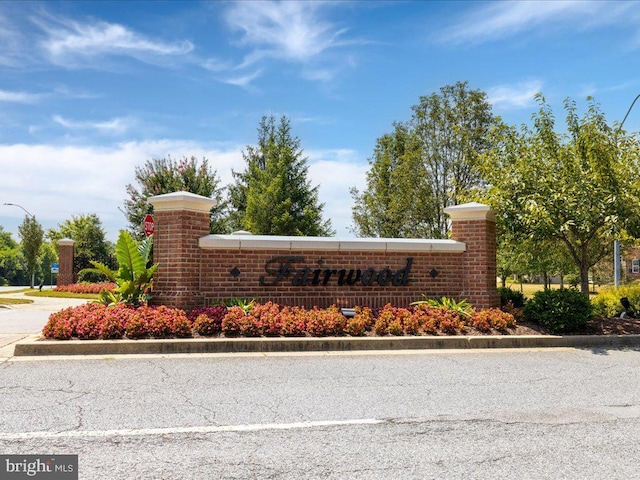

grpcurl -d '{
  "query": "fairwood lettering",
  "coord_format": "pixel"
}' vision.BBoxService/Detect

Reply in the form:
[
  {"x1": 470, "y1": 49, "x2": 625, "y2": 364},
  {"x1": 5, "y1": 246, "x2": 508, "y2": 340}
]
[{"x1": 259, "y1": 256, "x2": 413, "y2": 287}]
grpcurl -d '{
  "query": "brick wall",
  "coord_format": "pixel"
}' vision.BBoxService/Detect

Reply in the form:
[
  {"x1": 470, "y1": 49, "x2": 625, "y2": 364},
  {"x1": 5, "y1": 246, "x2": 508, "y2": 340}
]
[
  {"x1": 448, "y1": 207, "x2": 499, "y2": 308},
  {"x1": 57, "y1": 239, "x2": 75, "y2": 286},
  {"x1": 150, "y1": 193, "x2": 214, "y2": 309},
  {"x1": 199, "y1": 249, "x2": 463, "y2": 309},
  {"x1": 143, "y1": 193, "x2": 499, "y2": 311}
]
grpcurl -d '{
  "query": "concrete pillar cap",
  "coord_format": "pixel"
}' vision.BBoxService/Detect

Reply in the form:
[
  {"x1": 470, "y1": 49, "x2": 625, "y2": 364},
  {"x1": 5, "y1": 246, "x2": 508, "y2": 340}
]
[
  {"x1": 149, "y1": 191, "x2": 217, "y2": 213},
  {"x1": 58, "y1": 238, "x2": 75, "y2": 246},
  {"x1": 444, "y1": 202, "x2": 495, "y2": 221}
]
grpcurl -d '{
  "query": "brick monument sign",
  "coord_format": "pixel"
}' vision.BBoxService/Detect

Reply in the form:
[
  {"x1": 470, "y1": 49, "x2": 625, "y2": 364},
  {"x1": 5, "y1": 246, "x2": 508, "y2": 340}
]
[
  {"x1": 56, "y1": 191, "x2": 498, "y2": 310},
  {"x1": 143, "y1": 191, "x2": 498, "y2": 311}
]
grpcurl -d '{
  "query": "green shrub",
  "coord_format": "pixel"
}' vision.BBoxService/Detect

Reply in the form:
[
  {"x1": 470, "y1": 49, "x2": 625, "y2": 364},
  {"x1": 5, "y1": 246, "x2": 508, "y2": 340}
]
[
  {"x1": 497, "y1": 287, "x2": 525, "y2": 308},
  {"x1": 524, "y1": 289, "x2": 592, "y2": 334},
  {"x1": 591, "y1": 284, "x2": 640, "y2": 318},
  {"x1": 411, "y1": 296, "x2": 474, "y2": 319},
  {"x1": 563, "y1": 273, "x2": 580, "y2": 288}
]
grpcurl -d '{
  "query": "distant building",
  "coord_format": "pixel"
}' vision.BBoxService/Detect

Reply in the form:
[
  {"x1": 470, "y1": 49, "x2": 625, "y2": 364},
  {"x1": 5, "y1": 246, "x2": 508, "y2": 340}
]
[{"x1": 624, "y1": 246, "x2": 640, "y2": 282}]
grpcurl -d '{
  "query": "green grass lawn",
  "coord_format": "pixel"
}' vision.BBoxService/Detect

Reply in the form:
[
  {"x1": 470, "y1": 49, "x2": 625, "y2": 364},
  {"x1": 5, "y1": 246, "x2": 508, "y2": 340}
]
[
  {"x1": 24, "y1": 291, "x2": 100, "y2": 300},
  {"x1": 0, "y1": 297, "x2": 34, "y2": 305},
  {"x1": 502, "y1": 282, "x2": 606, "y2": 298}
]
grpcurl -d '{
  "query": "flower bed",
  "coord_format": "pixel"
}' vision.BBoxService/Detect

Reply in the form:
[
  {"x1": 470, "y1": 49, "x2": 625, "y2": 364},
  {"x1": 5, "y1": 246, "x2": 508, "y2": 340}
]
[
  {"x1": 53, "y1": 282, "x2": 117, "y2": 295},
  {"x1": 42, "y1": 302, "x2": 518, "y2": 340}
]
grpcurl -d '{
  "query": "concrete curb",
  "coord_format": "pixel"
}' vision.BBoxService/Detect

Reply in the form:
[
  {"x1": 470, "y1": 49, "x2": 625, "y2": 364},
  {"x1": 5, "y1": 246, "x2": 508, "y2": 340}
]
[{"x1": 12, "y1": 334, "x2": 640, "y2": 356}]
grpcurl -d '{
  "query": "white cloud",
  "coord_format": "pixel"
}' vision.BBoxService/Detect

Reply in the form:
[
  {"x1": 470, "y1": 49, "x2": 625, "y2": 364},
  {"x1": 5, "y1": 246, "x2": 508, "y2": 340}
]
[
  {"x1": 0, "y1": 141, "x2": 367, "y2": 242},
  {"x1": 307, "y1": 149, "x2": 368, "y2": 236},
  {"x1": 52, "y1": 115, "x2": 135, "y2": 135},
  {"x1": 219, "y1": 69, "x2": 264, "y2": 91},
  {"x1": 221, "y1": 1, "x2": 361, "y2": 86},
  {"x1": 0, "y1": 89, "x2": 42, "y2": 103},
  {"x1": 225, "y1": 1, "x2": 346, "y2": 63},
  {"x1": 0, "y1": 10, "x2": 28, "y2": 67},
  {"x1": 36, "y1": 15, "x2": 193, "y2": 67},
  {"x1": 487, "y1": 80, "x2": 543, "y2": 110},
  {"x1": 0, "y1": 140, "x2": 244, "y2": 242},
  {"x1": 439, "y1": 1, "x2": 639, "y2": 44}
]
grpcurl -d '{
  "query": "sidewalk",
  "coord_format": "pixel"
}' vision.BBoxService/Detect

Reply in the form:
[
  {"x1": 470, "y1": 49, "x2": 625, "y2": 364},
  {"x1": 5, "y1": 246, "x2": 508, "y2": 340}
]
[{"x1": 0, "y1": 287, "x2": 87, "y2": 357}]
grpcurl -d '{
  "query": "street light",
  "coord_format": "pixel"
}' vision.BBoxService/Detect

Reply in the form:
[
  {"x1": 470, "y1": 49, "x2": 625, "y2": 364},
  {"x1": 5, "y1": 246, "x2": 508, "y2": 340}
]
[
  {"x1": 614, "y1": 93, "x2": 640, "y2": 287},
  {"x1": 3, "y1": 202, "x2": 35, "y2": 218}
]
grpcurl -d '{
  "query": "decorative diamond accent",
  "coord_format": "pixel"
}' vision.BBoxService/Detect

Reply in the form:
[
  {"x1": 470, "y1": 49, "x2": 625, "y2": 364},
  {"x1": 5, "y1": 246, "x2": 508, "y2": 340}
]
[
  {"x1": 230, "y1": 267, "x2": 241, "y2": 278},
  {"x1": 429, "y1": 268, "x2": 439, "y2": 278}
]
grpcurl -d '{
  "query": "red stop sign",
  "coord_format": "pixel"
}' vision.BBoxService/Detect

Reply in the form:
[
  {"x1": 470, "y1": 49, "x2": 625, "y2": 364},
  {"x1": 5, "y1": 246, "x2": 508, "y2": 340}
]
[{"x1": 144, "y1": 214, "x2": 155, "y2": 237}]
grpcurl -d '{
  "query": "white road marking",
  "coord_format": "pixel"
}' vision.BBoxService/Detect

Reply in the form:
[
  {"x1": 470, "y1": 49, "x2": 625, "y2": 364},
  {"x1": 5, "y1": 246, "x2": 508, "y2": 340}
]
[{"x1": 0, "y1": 418, "x2": 384, "y2": 440}]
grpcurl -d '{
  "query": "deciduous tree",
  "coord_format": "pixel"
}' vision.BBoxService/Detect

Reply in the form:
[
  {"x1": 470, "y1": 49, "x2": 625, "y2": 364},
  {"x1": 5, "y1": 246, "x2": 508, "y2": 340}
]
[
  {"x1": 18, "y1": 215, "x2": 43, "y2": 288},
  {"x1": 124, "y1": 156, "x2": 226, "y2": 239},
  {"x1": 481, "y1": 96, "x2": 640, "y2": 294},
  {"x1": 352, "y1": 81, "x2": 500, "y2": 238},
  {"x1": 0, "y1": 226, "x2": 27, "y2": 286}
]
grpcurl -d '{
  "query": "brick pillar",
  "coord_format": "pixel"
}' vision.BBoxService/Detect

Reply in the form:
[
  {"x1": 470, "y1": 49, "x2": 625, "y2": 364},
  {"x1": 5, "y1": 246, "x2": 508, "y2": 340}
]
[
  {"x1": 444, "y1": 202, "x2": 499, "y2": 309},
  {"x1": 148, "y1": 191, "x2": 216, "y2": 310},
  {"x1": 57, "y1": 238, "x2": 75, "y2": 286}
]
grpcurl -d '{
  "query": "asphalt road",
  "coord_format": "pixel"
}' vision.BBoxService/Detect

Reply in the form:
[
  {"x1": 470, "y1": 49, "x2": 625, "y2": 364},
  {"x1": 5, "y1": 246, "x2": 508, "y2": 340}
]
[{"x1": 1, "y1": 348, "x2": 640, "y2": 479}]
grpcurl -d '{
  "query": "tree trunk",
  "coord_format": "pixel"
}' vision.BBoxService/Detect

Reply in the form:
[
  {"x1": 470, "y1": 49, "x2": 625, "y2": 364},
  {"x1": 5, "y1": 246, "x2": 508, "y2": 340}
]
[
  {"x1": 580, "y1": 264, "x2": 590, "y2": 295},
  {"x1": 560, "y1": 274, "x2": 564, "y2": 289}
]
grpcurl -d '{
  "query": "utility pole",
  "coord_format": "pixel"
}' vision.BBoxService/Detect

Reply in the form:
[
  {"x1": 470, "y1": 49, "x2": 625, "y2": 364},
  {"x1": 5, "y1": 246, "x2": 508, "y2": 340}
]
[{"x1": 614, "y1": 93, "x2": 640, "y2": 287}]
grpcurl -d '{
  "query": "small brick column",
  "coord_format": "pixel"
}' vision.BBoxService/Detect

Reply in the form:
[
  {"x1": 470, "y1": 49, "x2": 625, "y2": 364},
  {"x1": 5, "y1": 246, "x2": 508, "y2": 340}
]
[
  {"x1": 148, "y1": 191, "x2": 216, "y2": 310},
  {"x1": 57, "y1": 238, "x2": 76, "y2": 286},
  {"x1": 444, "y1": 202, "x2": 499, "y2": 309}
]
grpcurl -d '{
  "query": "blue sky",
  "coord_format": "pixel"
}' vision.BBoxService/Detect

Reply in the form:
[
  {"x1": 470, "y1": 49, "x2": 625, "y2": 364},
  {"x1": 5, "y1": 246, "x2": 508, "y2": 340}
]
[{"x1": 2, "y1": 0, "x2": 640, "y2": 242}]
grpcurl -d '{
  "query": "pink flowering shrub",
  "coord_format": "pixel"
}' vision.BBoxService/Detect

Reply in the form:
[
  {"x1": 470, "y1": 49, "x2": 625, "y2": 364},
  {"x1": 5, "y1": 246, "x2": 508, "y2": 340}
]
[
  {"x1": 221, "y1": 306, "x2": 245, "y2": 337},
  {"x1": 374, "y1": 304, "x2": 397, "y2": 335},
  {"x1": 305, "y1": 306, "x2": 347, "y2": 336},
  {"x1": 42, "y1": 299, "x2": 520, "y2": 341},
  {"x1": 251, "y1": 302, "x2": 283, "y2": 336},
  {"x1": 124, "y1": 312, "x2": 148, "y2": 339},
  {"x1": 190, "y1": 306, "x2": 226, "y2": 336},
  {"x1": 75, "y1": 304, "x2": 103, "y2": 340},
  {"x1": 412, "y1": 306, "x2": 437, "y2": 334},
  {"x1": 346, "y1": 316, "x2": 367, "y2": 336},
  {"x1": 145, "y1": 306, "x2": 191, "y2": 338},
  {"x1": 396, "y1": 308, "x2": 417, "y2": 335},
  {"x1": 43, "y1": 307, "x2": 76, "y2": 340},
  {"x1": 100, "y1": 305, "x2": 131, "y2": 339},
  {"x1": 54, "y1": 283, "x2": 116, "y2": 294},
  {"x1": 280, "y1": 307, "x2": 307, "y2": 336},
  {"x1": 469, "y1": 308, "x2": 516, "y2": 332}
]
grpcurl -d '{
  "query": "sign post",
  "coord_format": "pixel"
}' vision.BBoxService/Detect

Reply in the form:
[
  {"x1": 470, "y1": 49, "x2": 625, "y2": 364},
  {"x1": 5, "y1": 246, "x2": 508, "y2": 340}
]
[
  {"x1": 144, "y1": 214, "x2": 155, "y2": 237},
  {"x1": 50, "y1": 263, "x2": 59, "y2": 289}
]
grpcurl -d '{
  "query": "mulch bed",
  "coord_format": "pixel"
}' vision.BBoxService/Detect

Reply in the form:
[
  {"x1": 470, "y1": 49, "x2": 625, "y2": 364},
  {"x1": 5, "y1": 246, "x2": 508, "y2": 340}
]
[{"x1": 504, "y1": 317, "x2": 640, "y2": 336}]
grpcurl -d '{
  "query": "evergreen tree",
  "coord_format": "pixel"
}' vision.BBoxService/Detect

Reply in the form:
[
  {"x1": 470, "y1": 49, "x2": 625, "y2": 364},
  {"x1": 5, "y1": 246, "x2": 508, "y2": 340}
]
[
  {"x1": 124, "y1": 156, "x2": 227, "y2": 239},
  {"x1": 228, "y1": 115, "x2": 333, "y2": 236}
]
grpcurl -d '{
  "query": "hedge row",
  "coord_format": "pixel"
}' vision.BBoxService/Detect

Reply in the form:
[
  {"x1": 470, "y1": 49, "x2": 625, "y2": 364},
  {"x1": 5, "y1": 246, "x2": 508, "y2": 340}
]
[{"x1": 42, "y1": 302, "x2": 517, "y2": 340}]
